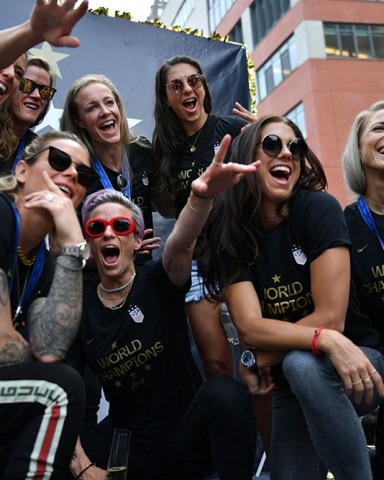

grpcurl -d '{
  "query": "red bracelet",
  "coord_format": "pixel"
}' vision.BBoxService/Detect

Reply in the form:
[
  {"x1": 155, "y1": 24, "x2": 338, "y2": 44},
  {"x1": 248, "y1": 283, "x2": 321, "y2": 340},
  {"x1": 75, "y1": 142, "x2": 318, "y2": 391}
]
[{"x1": 311, "y1": 327, "x2": 325, "y2": 357}]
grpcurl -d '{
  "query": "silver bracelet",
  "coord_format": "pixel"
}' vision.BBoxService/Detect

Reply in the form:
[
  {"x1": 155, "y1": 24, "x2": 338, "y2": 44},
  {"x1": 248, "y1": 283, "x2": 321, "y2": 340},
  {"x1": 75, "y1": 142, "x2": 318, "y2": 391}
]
[{"x1": 56, "y1": 255, "x2": 85, "y2": 271}]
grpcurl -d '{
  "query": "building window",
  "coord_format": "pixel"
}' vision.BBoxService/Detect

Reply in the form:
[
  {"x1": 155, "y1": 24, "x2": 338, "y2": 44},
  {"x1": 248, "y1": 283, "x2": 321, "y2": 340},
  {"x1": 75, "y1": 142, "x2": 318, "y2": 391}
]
[
  {"x1": 208, "y1": 0, "x2": 235, "y2": 32},
  {"x1": 173, "y1": 0, "x2": 195, "y2": 28},
  {"x1": 257, "y1": 36, "x2": 297, "y2": 101},
  {"x1": 324, "y1": 23, "x2": 384, "y2": 60},
  {"x1": 250, "y1": 0, "x2": 290, "y2": 46},
  {"x1": 285, "y1": 103, "x2": 307, "y2": 139},
  {"x1": 229, "y1": 19, "x2": 243, "y2": 44}
]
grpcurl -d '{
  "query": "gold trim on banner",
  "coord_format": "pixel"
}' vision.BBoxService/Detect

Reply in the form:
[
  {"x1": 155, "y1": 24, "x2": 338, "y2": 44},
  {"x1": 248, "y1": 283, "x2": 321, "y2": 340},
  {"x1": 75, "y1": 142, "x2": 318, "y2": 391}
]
[{"x1": 87, "y1": 9, "x2": 257, "y2": 114}]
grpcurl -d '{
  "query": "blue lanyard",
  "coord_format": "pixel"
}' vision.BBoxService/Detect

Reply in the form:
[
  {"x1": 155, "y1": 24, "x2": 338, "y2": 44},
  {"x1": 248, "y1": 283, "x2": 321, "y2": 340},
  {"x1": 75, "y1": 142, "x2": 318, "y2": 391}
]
[
  {"x1": 357, "y1": 195, "x2": 384, "y2": 250},
  {"x1": 11, "y1": 136, "x2": 26, "y2": 173},
  {"x1": 92, "y1": 153, "x2": 131, "y2": 199},
  {"x1": 10, "y1": 204, "x2": 46, "y2": 319}
]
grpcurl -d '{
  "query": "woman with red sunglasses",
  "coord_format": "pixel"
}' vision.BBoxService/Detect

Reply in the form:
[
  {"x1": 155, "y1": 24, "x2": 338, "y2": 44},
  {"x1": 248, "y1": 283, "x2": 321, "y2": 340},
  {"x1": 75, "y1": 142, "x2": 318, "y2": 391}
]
[
  {"x1": 0, "y1": 130, "x2": 93, "y2": 478},
  {"x1": 65, "y1": 137, "x2": 260, "y2": 480},
  {"x1": 198, "y1": 116, "x2": 384, "y2": 479}
]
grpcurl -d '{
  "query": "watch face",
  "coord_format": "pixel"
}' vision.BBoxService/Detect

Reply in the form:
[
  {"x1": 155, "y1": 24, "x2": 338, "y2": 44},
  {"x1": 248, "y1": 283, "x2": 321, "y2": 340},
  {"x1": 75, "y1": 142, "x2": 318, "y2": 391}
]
[
  {"x1": 241, "y1": 350, "x2": 256, "y2": 368},
  {"x1": 80, "y1": 242, "x2": 90, "y2": 260}
]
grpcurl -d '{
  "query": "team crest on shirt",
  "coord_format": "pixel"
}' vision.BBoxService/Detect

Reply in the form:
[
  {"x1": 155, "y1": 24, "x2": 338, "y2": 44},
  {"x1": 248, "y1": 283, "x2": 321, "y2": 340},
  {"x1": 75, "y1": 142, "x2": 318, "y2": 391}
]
[
  {"x1": 214, "y1": 142, "x2": 220, "y2": 154},
  {"x1": 128, "y1": 305, "x2": 144, "y2": 323},
  {"x1": 141, "y1": 173, "x2": 149, "y2": 187},
  {"x1": 292, "y1": 245, "x2": 307, "y2": 265}
]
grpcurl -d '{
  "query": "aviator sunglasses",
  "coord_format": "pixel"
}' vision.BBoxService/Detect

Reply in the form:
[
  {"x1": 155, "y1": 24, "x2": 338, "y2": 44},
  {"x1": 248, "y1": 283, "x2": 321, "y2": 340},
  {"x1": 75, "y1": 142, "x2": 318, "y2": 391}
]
[
  {"x1": 28, "y1": 146, "x2": 98, "y2": 188},
  {"x1": 85, "y1": 216, "x2": 138, "y2": 238},
  {"x1": 18, "y1": 77, "x2": 57, "y2": 101},
  {"x1": 167, "y1": 73, "x2": 204, "y2": 94},
  {"x1": 257, "y1": 134, "x2": 308, "y2": 161}
]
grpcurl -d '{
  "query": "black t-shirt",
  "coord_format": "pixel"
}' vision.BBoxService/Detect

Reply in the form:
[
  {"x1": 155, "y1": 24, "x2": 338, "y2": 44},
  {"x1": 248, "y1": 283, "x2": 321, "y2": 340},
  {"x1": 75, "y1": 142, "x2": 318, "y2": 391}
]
[
  {"x1": 174, "y1": 114, "x2": 247, "y2": 216},
  {"x1": 0, "y1": 129, "x2": 38, "y2": 175},
  {"x1": 239, "y1": 189, "x2": 380, "y2": 348},
  {"x1": 344, "y1": 202, "x2": 384, "y2": 343},
  {"x1": 0, "y1": 194, "x2": 54, "y2": 337},
  {"x1": 66, "y1": 258, "x2": 202, "y2": 448}
]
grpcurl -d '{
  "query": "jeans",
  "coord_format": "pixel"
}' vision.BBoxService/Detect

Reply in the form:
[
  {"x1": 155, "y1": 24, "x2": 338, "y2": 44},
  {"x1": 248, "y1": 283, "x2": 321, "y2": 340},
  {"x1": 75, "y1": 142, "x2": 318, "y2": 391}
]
[{"x1": 270, "y1": 348, "x2": 384, "y2": 480}]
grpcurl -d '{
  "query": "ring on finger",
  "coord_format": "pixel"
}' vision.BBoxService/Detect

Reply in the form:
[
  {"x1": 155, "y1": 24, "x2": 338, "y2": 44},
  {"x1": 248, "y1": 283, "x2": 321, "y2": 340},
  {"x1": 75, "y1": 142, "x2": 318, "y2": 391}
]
[
  {"x1": 212, "y1": 160, "x2": 222, "y2": 167},
  {"x1": 44, "y1": 194, "x2": 54, "y2": 203},
  {"x1": 370, "y1": 369, "x2": 377, "y2": 376},
  {"x1": 363, "y1": 377, "x2": 372, "y2": 384},
  {"x1": 352, "y1": 379, "x2": 362, "y2": 386}
]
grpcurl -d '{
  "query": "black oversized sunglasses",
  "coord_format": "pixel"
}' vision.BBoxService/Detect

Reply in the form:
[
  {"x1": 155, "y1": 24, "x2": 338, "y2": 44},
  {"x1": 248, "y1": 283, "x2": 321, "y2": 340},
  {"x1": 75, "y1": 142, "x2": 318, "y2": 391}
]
[
  {"x1": 85, "y1": 216, "x2": 138, "y2": 238},
  {"x1": 167, "y1": 73, "x2": 204, "y2": 94},
  {"x1": 257, "y1": 134, "x2": 308, "y2": 161},
  {"x1": 19, "y1": 77, "x2": 57, "y2": 101},
  {"x1": 28, "y1": 146, "x2": 98, "y2": 188}
]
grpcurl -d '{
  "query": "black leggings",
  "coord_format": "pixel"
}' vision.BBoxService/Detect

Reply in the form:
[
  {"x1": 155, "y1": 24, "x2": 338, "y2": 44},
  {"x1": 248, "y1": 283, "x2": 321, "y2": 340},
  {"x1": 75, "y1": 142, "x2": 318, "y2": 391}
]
[
  {"x1": 0, "y1": 362, "x2": 85, "y2": 479},
  {"x1": 81, "y1": 376, "x2": 256, "y2": 480}
]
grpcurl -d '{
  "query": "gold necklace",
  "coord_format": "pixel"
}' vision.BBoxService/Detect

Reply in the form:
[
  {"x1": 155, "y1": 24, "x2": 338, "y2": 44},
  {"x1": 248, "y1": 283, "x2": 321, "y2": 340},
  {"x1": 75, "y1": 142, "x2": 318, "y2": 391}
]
[
  {"x1": 186, "y1": 127, "x2": 203, "y2": 153},
  {"x1": 17, "y1": 245, "x2": 36, "y2": 267}
]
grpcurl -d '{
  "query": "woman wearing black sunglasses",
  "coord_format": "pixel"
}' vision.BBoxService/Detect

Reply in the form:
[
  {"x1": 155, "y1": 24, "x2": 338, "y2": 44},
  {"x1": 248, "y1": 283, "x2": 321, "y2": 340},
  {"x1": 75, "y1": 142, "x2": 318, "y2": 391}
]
[
  {"x1": 0, "y1": 130, "x2": 94, "y2": 478},
  {"x1": 198, "y1": 115, "x2": 384, "y2": 480},
  {"x1": 65, "y1": 137, "x2": 259, "y2": 479},
  {"x1": 0, "y1": 56, "x2": 56, "y2": 175}
]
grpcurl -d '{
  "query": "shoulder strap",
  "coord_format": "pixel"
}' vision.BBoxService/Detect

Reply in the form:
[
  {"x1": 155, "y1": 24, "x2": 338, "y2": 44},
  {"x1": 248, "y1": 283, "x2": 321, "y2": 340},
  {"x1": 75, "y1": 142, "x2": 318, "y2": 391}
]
[{"x1": 189, "y1": 115, "x2": 220, "y2": 184}]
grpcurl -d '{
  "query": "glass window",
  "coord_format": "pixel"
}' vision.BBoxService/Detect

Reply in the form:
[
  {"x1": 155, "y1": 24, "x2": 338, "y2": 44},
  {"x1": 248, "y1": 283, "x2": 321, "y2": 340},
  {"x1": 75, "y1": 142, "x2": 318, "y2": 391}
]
[
  {"x1": 173, "y1": 0, "x2": 195, "y2": 28},
  {"x1": 250, "y1": 0, "x2": 290, "y2": 47},
  {"x1": 208, "y1": 0, "x2": 235, "y2": 32},
  {"x1": 229, "y1": 19, "x2": 243, "y2": 44},
  {"x1": 257, "y1": 36, "x2": 298, "y2": 100},
  {"x1": 286, "y1": 103, "x2": 307, "y2": 139},
  {"x1": 372, "y1": 25, "x2": 384, "y2": 58},
  {"x1": 324, "y1": 22, "x2": 384, "y2": 60}
]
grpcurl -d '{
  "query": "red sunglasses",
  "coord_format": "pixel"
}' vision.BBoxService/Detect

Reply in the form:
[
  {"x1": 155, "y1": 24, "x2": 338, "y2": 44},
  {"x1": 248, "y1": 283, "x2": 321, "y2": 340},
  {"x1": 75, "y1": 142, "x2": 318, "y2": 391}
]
[{"x1": 85, "y1": 216, "x2": 138, "y2": 238}]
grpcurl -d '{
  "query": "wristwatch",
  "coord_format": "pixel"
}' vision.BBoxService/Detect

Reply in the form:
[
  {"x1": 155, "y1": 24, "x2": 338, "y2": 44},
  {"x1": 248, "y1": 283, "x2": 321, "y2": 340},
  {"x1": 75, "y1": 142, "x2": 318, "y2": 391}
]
[
  {"x1": 240, "y1": 349, "x2": 259, "y2": 373},
  {"x1": 61, "y1": 241, "x2": 90, "y2": 261}
]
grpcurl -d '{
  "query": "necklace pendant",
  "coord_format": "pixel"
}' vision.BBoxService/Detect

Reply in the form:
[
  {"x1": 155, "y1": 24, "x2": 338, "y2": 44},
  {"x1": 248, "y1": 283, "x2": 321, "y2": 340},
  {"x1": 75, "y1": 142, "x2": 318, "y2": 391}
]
[
  {"x1": 190, "y1": 145, "x2": 196, "y2": 153},
  {"x1": 117, "y1": 174, "x2": 128, "y2": 191}
]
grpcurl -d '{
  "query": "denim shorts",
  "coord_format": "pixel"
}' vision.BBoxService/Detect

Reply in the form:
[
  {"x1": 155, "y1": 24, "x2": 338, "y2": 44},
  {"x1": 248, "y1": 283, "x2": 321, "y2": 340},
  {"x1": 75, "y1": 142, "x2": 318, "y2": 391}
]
[{"x1": 185, "y1": 260, "x2": 210, "y2": 303}]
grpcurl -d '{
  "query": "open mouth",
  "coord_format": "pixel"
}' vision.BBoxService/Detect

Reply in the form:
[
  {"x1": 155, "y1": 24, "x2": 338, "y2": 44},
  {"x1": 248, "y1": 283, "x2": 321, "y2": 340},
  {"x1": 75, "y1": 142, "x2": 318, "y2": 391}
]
[
  {"x1": 24, "y1": 102, "x2": 38, "y2": 110},
  {"x1": 183, "y1": 98, "x2": 197, "y2": 111},
  {"x1": 269, "y1": 165, "x2": 291, "y2": 183},
  {"x1": 0, "y1": 82, "x2": 7, "y2": 95},
  {"x1": 100, "y1": 120, "x2": 115, "y2": 132},
  {"x1": 57, "y1": 185, "x2": 73, "y2": 198},
  {"x1": 102, "y1": 245, "x2": 120, "y2": 264}
]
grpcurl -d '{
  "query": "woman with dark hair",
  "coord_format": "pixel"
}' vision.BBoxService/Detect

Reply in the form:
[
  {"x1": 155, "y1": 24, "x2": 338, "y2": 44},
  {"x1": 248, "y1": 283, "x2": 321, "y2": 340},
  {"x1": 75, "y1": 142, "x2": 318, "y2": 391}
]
[
  {"x1": 0, "y1": 129, "x2": 96, "y2": 478},
  {"x1": 152, "y1": 55, "x2": 250, "y2": 381},
  {"x1": 198, "y1": 115, "x2": 384, "y2": 479}
]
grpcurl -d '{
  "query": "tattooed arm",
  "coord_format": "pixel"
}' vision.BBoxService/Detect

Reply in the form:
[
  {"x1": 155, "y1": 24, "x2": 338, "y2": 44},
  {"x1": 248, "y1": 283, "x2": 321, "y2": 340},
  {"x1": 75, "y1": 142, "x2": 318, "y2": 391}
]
[
  {"x1": 27, "y1": 255, "x2": 83, "y2": 363},
  {"x1": 0, "y1": 269, "x2": 32, "y2": 367}
]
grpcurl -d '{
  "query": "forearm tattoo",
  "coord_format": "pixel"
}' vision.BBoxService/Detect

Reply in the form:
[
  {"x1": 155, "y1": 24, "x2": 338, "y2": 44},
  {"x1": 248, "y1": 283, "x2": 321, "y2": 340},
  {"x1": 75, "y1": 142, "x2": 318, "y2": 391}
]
[
  {"x1": 28, "y1": 257, "x2": 83, "y2": 361},
  {"x1": 0, "y1": 269, "x2": 33, "y2": 366},
  {"x1": 0, "y1": 332, "x2": 33, "y2": 367}
]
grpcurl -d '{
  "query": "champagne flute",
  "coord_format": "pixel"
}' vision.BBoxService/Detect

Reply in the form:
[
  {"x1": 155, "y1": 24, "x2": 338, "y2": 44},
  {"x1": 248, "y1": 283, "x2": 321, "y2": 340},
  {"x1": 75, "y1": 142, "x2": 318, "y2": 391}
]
[{"x1": 107, "y1": 429, "x2": 131, "y2": 480}]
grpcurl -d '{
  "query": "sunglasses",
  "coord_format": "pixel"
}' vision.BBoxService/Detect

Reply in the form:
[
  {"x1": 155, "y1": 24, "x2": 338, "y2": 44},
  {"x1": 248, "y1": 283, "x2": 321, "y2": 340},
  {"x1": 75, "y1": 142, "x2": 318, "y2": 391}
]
[
  {"x1": 167, "y1": 73, "x2": 204, "y2": 94},
  {"x1": 257, "y1": 134, "x2": 308, "y2": 161},
  {"x1": 19, "y1": 77, "x2": 57, "y2": 101},
  {"x1": 28, "y1": 146, "x2": 98, "y2": 188},
  {"x1": 85, "y1": 216, "x2": 138, "y2": 238}
]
